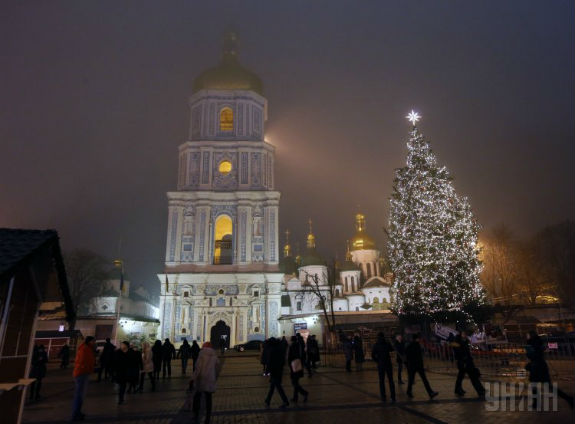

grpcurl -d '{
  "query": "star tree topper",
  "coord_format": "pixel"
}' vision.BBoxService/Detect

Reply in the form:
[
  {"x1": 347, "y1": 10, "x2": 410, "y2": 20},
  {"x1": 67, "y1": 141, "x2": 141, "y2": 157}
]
[{"x1": 406, "y1": 110, "x2": 421, "y2": 126}]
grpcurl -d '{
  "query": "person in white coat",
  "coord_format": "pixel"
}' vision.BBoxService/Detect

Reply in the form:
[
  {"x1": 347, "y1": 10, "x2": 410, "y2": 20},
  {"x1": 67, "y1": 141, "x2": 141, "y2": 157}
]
[
  {"x1": 191, "y1": 342, "x2": 221, "y2": 424},
  {"x1": 138, "y1": 342, "x2": 156, "y2": 392}
]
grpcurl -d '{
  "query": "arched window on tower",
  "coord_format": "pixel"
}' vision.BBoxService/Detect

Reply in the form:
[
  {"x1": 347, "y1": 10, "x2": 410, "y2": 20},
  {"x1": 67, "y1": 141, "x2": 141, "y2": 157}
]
[
  {"x1": 214, "y1": 215, "x2": 233, "y2": 265},
  {"x1": 351, "y1": 276, "x2": 355, "y2": 292},
  {"x1": 367, "y1": 262, "x2": 372, "y2": 278},
  {"x1": 220, "y1": 107, "x2": 233, "y2": 132}
]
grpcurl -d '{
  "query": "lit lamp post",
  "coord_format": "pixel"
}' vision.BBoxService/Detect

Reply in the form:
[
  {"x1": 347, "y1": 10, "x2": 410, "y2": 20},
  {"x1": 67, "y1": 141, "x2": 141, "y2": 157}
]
[{"x1": 113, "y1": 259, "x2": 124, "y2": 345}]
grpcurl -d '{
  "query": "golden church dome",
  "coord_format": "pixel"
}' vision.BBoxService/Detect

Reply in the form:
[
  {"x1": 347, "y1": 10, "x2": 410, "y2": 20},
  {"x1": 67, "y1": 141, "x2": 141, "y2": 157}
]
[
  {"x1": 350, "y1": 213, "x2": 376, "y2": 250},
  {"x1": 192, "y1": 31, "x2": 263, "y2": 95},
  {"x1": 300, "y1": 219, "x2": 325, "y2": 267}
]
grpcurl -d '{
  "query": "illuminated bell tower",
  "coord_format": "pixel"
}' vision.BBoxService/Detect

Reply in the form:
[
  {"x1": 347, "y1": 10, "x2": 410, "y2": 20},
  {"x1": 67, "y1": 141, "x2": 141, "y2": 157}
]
[{"x1": 159, "y1": 31, "x2": 282, "y2": 345}]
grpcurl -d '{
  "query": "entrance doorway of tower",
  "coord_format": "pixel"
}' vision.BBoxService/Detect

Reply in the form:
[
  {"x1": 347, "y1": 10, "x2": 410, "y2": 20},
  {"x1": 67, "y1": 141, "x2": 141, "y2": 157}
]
[{"x1": 210, "y1": 320, "x2": 230, "y2": 354}]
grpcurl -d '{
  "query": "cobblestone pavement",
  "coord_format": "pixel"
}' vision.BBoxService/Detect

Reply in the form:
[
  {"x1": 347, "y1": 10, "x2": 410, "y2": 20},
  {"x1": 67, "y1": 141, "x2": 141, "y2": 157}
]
[{"x1": 23, "y1": 353, "x2": 574, "y2": 424}]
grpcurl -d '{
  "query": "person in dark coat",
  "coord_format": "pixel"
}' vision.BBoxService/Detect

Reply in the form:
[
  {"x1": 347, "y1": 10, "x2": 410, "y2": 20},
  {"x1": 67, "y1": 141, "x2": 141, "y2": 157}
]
[
  {"x1": 161, "y1": 338, "x2": 176, "y2": 378},
  {"x1": 296, "y1": 333, "x2": 312, "y2": 377},
  {"x1": 393, "y1": 334, "x2": 406, "y2": 384},
  {"x1": 372, "y1": 332, "x2": 396, "y2": 402},
  {"x1": 179, "y1": 339, "x2": 192, "y2": 375},
  {"x1": 58, "y1": 344, "x2": 70, "y2": 369},
  {"x1": 264, "y1": 338, "x2": 289, "y2": 408},
  {"x1": 307, "y1": 335, "x2": 320, "y2": 369},
  {"x1": 29, "y1": 345, "x2": 48, "y2": 400},
  {"x1": 288, "y1": 336, "x2": 309, "y2": 402},
  {"x1": 114, "y1": 342, "x2": 131, "y2": 404},
  {"x1": 260, "y1": 339, "x2": 272, "y2": 376},
  {"x1": 280, "y1": 336, "x2": 289, "y2": 354},
  {"x1": 191, "y1": 340, "x2": 201, "y2": 372},
  {"x1": 152, "y1": 340, "x2": 163, "y2": 380},
  {"x1": 127, "y1": 344, "x2": 143, "y2": 394},
  {"x1": 525, "y1": 331, "x2": 573, "y2": 409},
  {"x1": 451, "y1": 331, "x2": 485, "y2": 397},
  {"x1": 353, "y1": 334, "x2": 365, "y2": 371},
  {"x1": 98, "y1": 338, "x2": 115, "y2": 382},
  {"x1": 405, "y1": 333, "x2": 438, "y2": 399},
  {"x1": 341, "y1": 333, "x2": 353, "y2": 372}
]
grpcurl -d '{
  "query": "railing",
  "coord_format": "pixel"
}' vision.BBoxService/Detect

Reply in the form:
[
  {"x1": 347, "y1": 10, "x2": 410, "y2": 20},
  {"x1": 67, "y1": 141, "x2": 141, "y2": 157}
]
[
  {"x1": 421, "y1": 341, "x2": 575, "y2": 378},
  {"x1": 320, "y1": 340, "x2": 575, "y2": 378},
  {"x1": 215, "y1": 240, "x2": 232, "y2": 249}
]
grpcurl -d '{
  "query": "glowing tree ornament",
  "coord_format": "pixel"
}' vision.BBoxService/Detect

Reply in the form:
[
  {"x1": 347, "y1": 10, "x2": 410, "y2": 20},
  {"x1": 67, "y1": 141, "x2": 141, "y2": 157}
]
[
  {"x1": 406, "y1": 110, "x2": 421, "y2": 126},
  {"x1": 388, "y1": 112, "x2": 486, "y2": 325}
]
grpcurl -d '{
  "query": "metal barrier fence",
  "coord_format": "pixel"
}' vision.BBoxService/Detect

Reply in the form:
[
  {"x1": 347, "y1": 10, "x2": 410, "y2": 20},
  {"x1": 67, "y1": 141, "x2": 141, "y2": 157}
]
[{"x1": 319, "y1": 341, "x2": 575, "y2": 379}]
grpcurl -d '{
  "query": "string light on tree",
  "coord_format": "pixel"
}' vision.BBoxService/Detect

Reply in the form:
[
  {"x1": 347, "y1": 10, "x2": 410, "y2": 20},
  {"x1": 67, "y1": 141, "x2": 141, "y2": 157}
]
[{"x1": 388, "y1": 110, "x2": 486, "y2": 325}]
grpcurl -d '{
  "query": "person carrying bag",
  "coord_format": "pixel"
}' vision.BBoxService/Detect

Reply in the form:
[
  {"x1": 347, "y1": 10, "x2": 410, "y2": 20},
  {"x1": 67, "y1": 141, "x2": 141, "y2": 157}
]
[{"x1": 288, "y1": 336, "x2": 308, "y2": 403}]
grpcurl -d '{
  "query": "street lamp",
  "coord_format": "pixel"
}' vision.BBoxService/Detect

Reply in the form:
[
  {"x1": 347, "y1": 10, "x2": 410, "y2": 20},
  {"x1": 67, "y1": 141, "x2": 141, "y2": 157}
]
[{"x1": 113, "y1": 259, "x2": 124, "y2": 345}]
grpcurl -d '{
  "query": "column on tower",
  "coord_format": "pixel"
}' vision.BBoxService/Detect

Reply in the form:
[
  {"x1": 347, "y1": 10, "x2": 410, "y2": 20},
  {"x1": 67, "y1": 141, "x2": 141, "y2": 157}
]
[
  {"x1": 237, "y1": 203, "x2": 253, "y2": 264},
  {"x1": 194, "y1": 205, "x2": 211, "y2": 264},
  {"x1": 264, "y1": 205, "x2": 279, "y2": 264},
  {"x1": 165, "y1": 205, "x2": 184, "y2": 265}
]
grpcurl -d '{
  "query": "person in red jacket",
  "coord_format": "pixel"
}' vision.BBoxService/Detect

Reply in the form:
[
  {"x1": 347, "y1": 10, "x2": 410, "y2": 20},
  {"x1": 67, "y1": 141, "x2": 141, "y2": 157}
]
[{"x1": 71, "y1": 336, "x2": 95, "y2": 421}]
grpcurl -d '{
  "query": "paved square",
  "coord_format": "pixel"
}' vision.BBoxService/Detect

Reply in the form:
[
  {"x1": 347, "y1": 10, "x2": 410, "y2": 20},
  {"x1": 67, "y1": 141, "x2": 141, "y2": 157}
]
[{"x1": 23, "y1": 353, "x2": 574, "y2": 423}]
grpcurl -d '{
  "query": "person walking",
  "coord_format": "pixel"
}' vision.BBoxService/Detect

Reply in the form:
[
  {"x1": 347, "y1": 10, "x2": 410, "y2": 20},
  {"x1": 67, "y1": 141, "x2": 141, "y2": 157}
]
[
  {"x1": 190, "y1": 342, "x2": 221, "y2": 424},
  {"x1": 372, "y1": 332, "x2": 396, "y2": 402},
  {"x1": 219, "y1": 335, "x2": 227, "y2": 355},
  {"x1": 280, "y1": 336, "x2": 289, "y2": 353},
  {"x1": 97, "y1": 338, "x2": 115, "y2": 382},
  {"x1": 191, "y1": 340, "x2": 201, "y2": 372},
  {"x1": 127, "y1": 344, "x2": 143, "y2": 394},
  {"x1": 341, "y1": 333, "x2": 353, "y2": 372},
  {"x1": 405, "y1": 333, "x2": 438, "y2": 400},
  {"x1": 525, "y1": 331, "x2": 573, "y2": 409},
  {"x1": 264, "y1": 337, "x2": 290, "y2": 408},
  {"x1": 114, "y1": 341, "x2": 132, "y2": 404},
  {"x1": 451, "y1": 331, "x2": 485, "y2": 397},
  {"x1": 288, "y1": 336, "x2": 309, "y2": 403},
  {"x1": 307, "y1": 335, "x2": 320, "y2": 369},
  {"x1": 152, "y1": 340, "x2": 163, "y2": 380},
  {"x1": 138, "y1": 342, "x2": 156, "y2": 392},
  {"x1": 161, "y1": 338, "x2": 176, "y2": 378},
  {"x1": 179, "y1": 339, "x2": 192, "y2": 375},
  {"x1": 393, "y1": 334, "x2": 406, "y2": 384},
  {"x1": 58, "y1": 344, "x2": 70, "y2": 369},
  {"x1": 296, "y1": 333, "x2": 312, "y2": 377},
  {"x1": 29, "y1": 345, "x2": 48, "y2": 401},
  {"x1": 260, "y1": 339, "x2": 271, "y2": 376},
  {"x1": 353, "y1": 334, "x2": 365, "y2": 371},
  {"x1": 71, "y1": 336, "x2": 96, "y2": 421}
]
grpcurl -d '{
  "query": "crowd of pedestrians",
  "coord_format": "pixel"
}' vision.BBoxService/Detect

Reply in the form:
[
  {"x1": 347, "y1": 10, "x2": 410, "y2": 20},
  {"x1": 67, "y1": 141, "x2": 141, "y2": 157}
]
[
  {"x1": 65, "y1": 336, "x2": 205, "y2": 421},
  {"x1": 22, "y1": 325, "x2": 573, "y2": 423}
]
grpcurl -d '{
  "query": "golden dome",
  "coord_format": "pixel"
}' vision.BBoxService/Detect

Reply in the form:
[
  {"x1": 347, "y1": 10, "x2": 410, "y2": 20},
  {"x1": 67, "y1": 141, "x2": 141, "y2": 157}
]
[
  {"x1": 192, "y1": 31, "x2": 263, "y2": 95},
  {"x1": 351, "y1": 213, "x2": 376, "y2": 250},
  {"x1": 306, "y1": 219, "x2": 316, "y2": 249},
  {"x1": 283, "y1": 229, "x2": 292, "y2": 258}
]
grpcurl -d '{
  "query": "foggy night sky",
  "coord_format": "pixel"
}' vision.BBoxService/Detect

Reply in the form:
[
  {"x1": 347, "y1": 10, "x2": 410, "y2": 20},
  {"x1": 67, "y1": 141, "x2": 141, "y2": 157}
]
[{"x1": 1, "y1": 1, "x2": 573, "y2": 299}]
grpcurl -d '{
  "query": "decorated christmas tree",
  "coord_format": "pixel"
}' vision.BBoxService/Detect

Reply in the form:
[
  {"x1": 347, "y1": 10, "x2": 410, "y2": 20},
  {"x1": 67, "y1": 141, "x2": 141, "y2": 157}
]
[{"x1": 388, "y1": 111, "x2": 486, "y2": 325}]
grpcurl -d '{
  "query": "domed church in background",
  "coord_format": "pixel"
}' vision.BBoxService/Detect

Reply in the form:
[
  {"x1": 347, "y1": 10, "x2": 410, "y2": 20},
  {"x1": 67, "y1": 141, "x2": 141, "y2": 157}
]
[{"x1": 278, "y1": 214, "x2": 393, "y2": 338}]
